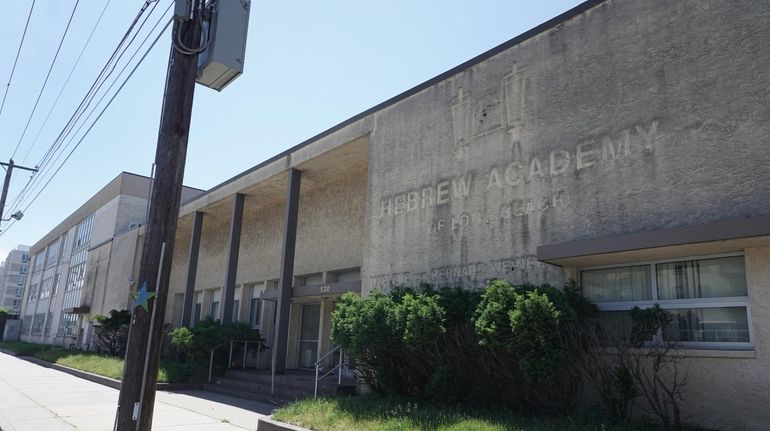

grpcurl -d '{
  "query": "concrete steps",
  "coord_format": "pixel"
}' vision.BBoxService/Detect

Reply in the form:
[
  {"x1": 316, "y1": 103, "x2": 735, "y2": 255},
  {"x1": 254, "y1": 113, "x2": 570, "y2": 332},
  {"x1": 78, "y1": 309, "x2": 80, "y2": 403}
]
[{"x1": 204, "y1": 369, "x2": 355, "y2": 405}]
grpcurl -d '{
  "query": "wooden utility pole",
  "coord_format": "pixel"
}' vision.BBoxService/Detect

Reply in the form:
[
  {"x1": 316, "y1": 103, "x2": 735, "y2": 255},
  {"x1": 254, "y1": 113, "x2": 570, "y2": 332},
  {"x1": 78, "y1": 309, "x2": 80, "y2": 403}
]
[
  {"x1": 0, "y1": 159, "x2": 38, "y2": 223},
  {"x1": 115, "y1": 1, "x2": 203, "y2": 429}
]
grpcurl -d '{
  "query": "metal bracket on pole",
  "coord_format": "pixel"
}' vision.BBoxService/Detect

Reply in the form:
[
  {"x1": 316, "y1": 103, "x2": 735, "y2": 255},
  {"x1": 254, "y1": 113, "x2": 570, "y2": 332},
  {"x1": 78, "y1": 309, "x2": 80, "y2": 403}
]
[{"x1": 174, "y1": 0, "x2": 192, "y2": 20}]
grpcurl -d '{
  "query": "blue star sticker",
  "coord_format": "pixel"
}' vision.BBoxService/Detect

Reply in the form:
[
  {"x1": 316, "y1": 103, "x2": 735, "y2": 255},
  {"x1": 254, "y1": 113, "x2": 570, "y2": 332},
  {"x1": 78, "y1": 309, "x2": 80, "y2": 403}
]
[{"x1": 132, "y1": 281, "x2": 156, "y2": 311}]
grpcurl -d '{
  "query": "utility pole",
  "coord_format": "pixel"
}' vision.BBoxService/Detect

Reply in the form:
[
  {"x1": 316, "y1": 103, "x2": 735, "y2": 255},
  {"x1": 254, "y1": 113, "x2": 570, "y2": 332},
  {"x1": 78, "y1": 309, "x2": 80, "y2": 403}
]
[
  {"x1": 115, "y1": 1, "x2": 203, "y2": 429},
  {"x1": 0, "y1": 159, "x2": 38, "y2": 223}
]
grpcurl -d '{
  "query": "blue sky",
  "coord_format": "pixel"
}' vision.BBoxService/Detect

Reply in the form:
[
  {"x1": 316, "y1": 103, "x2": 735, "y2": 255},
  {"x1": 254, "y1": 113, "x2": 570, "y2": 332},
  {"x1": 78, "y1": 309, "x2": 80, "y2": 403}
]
[{"x1": 0, "y1": 0, "x2": 582, "y2": 259}]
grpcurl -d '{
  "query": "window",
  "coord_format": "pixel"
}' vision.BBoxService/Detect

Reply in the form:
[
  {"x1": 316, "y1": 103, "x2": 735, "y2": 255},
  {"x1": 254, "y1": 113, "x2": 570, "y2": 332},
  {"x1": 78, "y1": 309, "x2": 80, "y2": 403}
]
[
  {"x1": 249, "y1": 298, "x2": 261, "y2": 329},
  {"x1": 232, "y1": 299, "x2": 240, "y2": 322},
  {"x1": 193, "y1": 303, "x2": 202, "y2": 326},
  {"x1": 27, "y1": 283, "x2": 38, "y2": 303},
  {"x1": 32, "y1": 251, "x2": 44, "y2": 272},
  {"x1": 39, "y1": 277, "x2": 54, "y2": 299},
  {"x1": 193, "y1": 292, "x2": 202, "y2": 326},
  {"x1": 210, "y1": 301, "x2": 220, "y2": 320},
  {"x1": 62, "y1": 215, "x2": 94, "y2": 313},
  {"x1": 581, "y1": 254, "x2": 751, "y2": 348},
  {"x1": 45, "y1": 239, "x2": 60, "y2": 267},
  {"x1": 209, "y1": 288, "x2": 221, "y2": 321}
]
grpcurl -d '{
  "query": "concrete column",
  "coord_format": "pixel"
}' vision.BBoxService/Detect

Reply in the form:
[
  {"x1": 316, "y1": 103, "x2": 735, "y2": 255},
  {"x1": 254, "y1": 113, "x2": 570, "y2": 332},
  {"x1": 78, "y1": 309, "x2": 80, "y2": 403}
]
[
  {"x1": 273, "y1": 169, "x2": 301, "y2": 374},
  {"x1": 222, "y1": 193, "x2": 245, "y2": 325},
  {"x1": 181, "y1": 211, "x2": 204, "y2": 327}
]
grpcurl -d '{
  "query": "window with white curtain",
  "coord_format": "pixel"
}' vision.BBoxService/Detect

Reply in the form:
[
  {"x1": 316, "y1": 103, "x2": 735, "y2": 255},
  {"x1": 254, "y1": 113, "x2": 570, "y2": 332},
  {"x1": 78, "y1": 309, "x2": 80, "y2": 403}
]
[{"x1": 580, "y1": 253, "x2": 751, "y2": 348}]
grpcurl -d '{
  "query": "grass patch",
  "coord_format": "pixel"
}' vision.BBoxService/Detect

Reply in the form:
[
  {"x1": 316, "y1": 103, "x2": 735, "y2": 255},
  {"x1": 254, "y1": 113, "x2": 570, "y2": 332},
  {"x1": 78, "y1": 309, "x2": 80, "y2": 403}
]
[
  {"x1": 0, "y1": 340, "x2": 49, "y2": 356},
  {"x1": 273, "y1": 395, "x2": 704, "y2": 431},
  {"x1": 32, "y1": 349, "x2": 206, "y2": 383},
  {"x1": 34, "y1": 350, "x2": 124, "y2": 379},
  {"x1": 0, "y1": 341, "x2": 206, "y2": 383}
]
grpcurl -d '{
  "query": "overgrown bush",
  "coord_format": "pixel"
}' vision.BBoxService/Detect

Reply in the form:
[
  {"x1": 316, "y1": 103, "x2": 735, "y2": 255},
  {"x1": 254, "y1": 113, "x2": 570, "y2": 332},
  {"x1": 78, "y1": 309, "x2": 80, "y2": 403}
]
[
  {"x1": 92, "y1": 309, "x2": 131, "y2": 356},
  {"x1": 571, "y1": 304, "x2": 688, "y2": 429},
  {"x1": 332, "y1": 280, "x2": 596, "y2": 411},
  {"x1": 509, "y1": 290, "x2": 565, "y2": 386}
]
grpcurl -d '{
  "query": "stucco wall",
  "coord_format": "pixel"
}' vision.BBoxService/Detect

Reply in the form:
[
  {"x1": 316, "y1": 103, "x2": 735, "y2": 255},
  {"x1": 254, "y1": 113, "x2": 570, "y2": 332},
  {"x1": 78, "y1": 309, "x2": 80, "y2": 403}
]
[
  {"x1": 294, "y1": 171, "x2": 366, "y2": 276},
  {"x1": 362, "y1": 0, "x2": 770, "y2": 294},
  {"x1": 87, "y1": 228, "x2": 140, "y2": 318}
]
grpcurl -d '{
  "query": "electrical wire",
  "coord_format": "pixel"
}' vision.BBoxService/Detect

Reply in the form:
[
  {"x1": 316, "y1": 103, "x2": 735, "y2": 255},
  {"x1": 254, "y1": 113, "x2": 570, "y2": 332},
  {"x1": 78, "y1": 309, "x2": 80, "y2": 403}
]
[
  {"x1": 0, "y1": 0, "x2": 36, "y2": 123},
  {"x1": 19, "y1": 0, "x2": 114, "y2": 166},
  {"x1": 24, "y1": 0, "x2": 172, "y2": 200},
  {"x1": 11, "y1": 0, "x2": 81, "y2": 159},
  {"x1": 34, "y1": 0, "x2": 161, "y2": 173},
  {"x1": 16, "y1": 19, "x2": 174, "y2": 221},
  {"x1": 0, "y1": 6, "x2": 174, "y2": 236},
  {"x1": 4, "y1": 0, "x2": 165, "y2": 215}
]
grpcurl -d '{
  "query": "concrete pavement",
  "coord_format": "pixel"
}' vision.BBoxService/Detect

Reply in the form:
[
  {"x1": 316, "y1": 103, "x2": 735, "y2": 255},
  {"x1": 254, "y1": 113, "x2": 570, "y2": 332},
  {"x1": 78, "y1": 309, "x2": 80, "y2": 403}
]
[{"x1": 0, "y1": 352, "x2": 274, "y2": 430}]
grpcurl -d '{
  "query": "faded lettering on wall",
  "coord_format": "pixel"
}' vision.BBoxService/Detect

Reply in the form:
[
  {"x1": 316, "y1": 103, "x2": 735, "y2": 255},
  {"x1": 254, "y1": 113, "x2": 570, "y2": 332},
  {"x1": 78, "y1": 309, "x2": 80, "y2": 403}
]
[{"x1": 369, "y1": 256, "x2": 553, "y2": 290}]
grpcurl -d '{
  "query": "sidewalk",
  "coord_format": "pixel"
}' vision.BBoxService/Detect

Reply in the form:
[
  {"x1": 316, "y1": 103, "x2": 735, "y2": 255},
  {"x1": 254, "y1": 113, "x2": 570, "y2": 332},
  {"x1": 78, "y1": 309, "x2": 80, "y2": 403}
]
[{"x1": 0, "y1": 352, "x2": 274, "y2": 430}]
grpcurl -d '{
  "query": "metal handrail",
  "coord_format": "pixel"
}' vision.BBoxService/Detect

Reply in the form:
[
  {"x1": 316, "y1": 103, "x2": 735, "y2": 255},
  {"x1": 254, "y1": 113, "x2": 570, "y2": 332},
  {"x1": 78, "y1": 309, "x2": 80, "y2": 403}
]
[
  {"x1": 207, "y1": 343, "x2": 226, "y2": 383},
  {"x1": 314, "y1": 345, "x2": 346, "y2": 399},
  {"x1": 228, "y1": 339, "x2": 262, "y2": 369}
]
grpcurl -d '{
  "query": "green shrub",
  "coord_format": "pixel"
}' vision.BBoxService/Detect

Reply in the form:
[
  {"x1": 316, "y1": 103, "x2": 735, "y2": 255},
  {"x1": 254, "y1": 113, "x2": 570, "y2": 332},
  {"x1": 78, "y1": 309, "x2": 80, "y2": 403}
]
[
  {"x1": 509, "y1": 290, "x2": 565, "y2": 385},
  {"x1": 92, "y1": 309, "x2": 131, "y2": 356},
  {"x1": 630, "y1": 304, "x2": 671, "y2": 347},
  {"x1": 169, "y1": 318, "x2": 261, "y2": 363},
  {"x1": 390, "y1": 293, "x2": 445, "y2": 347},
  {"x1": 472, "y1": 279, "x2": 519, "y2": 348},
  {"x1": 332, "y1": 280, "x2": 598, "y2": 412}
]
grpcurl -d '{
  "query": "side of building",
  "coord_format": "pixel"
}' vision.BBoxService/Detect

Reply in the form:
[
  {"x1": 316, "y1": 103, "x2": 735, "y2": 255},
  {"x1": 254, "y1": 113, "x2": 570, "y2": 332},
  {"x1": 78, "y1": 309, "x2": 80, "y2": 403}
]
[
  {"x1": 160, "y1": 0, "x2": 770, "y2": 429},
  {"x1": 0, "y1": 246, "x2": 30, "y2": 315},
  {"x1": 19, "y1": 172, "x2": 202, "y2": 349}
]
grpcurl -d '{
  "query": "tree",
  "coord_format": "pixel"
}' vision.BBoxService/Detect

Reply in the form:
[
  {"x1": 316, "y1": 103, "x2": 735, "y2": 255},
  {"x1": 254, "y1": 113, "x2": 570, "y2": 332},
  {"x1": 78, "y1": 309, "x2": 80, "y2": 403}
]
[{"x1": 92, "y1": 309, "x2": 131, "y2": 356}]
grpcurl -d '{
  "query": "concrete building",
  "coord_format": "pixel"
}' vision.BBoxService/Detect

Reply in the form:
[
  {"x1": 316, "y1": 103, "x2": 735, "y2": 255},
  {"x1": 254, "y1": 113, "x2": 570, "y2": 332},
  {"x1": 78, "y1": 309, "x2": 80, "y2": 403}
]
[
  {"x1": 0, "y1": 246, "x2": 30, "y2": 315},
  {"x1": 158, "y1": 0, "x2": 769, "y2": 429},
  {"x1": 19, "y1": 172, "x2": 202, "y2": 349}
]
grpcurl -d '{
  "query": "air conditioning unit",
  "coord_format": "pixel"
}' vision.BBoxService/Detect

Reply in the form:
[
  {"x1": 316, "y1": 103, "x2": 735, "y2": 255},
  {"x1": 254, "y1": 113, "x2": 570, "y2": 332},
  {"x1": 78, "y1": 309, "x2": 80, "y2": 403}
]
[{"x1": 196, "y1": 0, "x2": 251, "y2": 91}]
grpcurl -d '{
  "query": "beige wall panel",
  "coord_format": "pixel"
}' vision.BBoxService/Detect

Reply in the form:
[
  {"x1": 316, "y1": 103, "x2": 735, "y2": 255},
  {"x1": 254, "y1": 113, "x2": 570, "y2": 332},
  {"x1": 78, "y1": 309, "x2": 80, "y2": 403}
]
[
  {"x1": 293, "y1": 172, "x2": 366, "y2": 277},
  {"x1": 234, "y1": 200, "x2": 283, "y2": 286}
]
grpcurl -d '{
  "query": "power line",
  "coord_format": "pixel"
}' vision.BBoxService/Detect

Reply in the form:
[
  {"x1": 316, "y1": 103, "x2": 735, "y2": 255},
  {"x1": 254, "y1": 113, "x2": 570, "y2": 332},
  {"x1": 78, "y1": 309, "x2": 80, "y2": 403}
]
[
  {"x1": 0, "y1": 9, "x2": 173, "y2": 237},
  {"x1": 20, "y1": 0, "x2": 114, "y2": 166},
  {"x1": 33, "y1": 0, "x2": 162, "y2": 174},
  {"x1": 11, "y1": 0, "x2": 81, "y2": 159},
  {"x1": 18, "y1": 0, "x2": 170, "y2": 207},
  {"x1": 5, "y1": 0, "x2": 164, "y2": 216},
  {"x1": 0, "y1": 0, "x2": 36, "y2": 123}
]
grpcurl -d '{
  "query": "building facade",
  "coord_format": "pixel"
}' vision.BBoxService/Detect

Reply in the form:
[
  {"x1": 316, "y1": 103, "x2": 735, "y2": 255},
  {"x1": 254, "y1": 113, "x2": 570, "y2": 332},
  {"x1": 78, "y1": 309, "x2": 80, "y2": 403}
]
[
  {"x1": 19, "y1": 172, "x2": 201, "y2": 349},
  {"x1": 0, "y1": 246, "x2": 30, "y2": 315},
  {"x1": 158, "y1": 0, "x2": 769, "y2": 429}
]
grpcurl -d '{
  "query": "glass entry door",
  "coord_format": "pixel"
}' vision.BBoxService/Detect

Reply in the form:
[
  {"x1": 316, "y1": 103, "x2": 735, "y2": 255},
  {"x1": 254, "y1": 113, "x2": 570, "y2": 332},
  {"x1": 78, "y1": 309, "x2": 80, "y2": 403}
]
[{"x1": 298, "y1": 303, "x2": 321, "y2": 369}]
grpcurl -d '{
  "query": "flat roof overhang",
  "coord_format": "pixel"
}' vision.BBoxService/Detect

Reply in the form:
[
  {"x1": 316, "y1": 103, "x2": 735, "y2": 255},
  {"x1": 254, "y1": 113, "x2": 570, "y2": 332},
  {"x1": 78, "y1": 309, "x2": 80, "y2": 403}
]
[
  {"x1": 537, "y1": 215, "x2": 770, "y2": 267},
  {"x1": 62, "y1": 306, "x2": 90, "y2": 314}
]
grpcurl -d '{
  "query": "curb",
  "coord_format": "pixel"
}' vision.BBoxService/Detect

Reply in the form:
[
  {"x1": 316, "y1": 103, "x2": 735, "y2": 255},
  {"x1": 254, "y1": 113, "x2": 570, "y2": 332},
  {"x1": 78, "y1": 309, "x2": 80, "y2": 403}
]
[
  {"x1": 0, "y1": 348, "x2": 19, "y2": 356},
  {"x1": 17, "y1": 355, "x2": 203, "y2": 391},
  {"x1": 256, "y1": 416, "x2": 312, "y2": 431}
]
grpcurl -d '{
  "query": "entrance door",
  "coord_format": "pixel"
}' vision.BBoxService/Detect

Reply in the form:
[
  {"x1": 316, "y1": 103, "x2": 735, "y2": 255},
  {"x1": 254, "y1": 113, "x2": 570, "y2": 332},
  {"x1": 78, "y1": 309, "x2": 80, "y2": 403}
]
[{"x1": 298, "y1": 303, "x2": 321, "y2": 369}]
